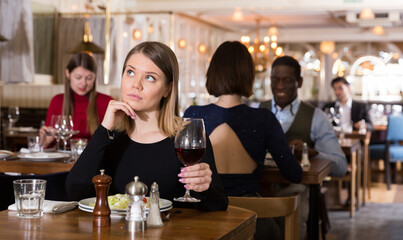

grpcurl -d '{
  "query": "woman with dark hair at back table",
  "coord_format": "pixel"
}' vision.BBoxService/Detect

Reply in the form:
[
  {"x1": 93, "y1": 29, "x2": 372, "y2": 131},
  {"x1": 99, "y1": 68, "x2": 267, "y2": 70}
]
[
  {"x1": 184, "y1": 41, "x2": 302, "y2": 239},
  {"x1": 40, "y1": 53, "x2": 113, "y2": 147},
  {"x1": 65, "y1": 42, "x2": 228, "y2": 211}
]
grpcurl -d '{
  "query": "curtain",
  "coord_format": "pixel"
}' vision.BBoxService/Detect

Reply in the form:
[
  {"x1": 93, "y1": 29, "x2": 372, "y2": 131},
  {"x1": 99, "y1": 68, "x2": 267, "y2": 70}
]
[{"x1": 0, "y1": 0, "x2": 35, "y2": 83}]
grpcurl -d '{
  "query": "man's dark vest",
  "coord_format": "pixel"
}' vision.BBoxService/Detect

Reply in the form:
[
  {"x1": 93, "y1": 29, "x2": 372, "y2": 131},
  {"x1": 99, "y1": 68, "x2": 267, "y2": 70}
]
[{"x1": 259, "y1": 100, "x2": 315, "y2": 148}]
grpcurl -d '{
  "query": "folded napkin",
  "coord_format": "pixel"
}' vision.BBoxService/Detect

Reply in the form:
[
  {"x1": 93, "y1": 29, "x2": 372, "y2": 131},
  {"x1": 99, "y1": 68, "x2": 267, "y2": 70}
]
[
  {"x1": 8, "y1": 200, "x2": 78, "y2": 214},
  {"x1": 19, "y1": 148, "x2": 30, "y2": 153}
]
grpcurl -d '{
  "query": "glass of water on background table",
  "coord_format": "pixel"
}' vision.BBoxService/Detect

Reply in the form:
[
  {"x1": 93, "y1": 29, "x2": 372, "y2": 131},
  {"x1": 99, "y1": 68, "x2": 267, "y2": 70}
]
[{"x1": 13, "y1": 179, "x2": 46, "y2": 218}]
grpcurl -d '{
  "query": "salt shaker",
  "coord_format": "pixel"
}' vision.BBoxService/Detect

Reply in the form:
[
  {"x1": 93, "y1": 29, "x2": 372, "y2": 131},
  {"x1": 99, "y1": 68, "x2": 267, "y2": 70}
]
[
  {"x1": 147, "y1": 182, "x2": 163, "y2": 227},
  {"x1": 301, "y1": 142, "x2": 311, "y2": 167},
  {"x1": 92, "y1": 169, "x2": 112, "y2": 227},
  {"x1": 125, "y1": 176, "x2": 148, "y2": 232}
]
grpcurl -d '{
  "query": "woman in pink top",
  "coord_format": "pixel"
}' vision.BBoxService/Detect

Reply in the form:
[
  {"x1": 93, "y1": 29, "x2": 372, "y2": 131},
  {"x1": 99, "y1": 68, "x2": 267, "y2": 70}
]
[{"x1": 40, "y1": 53, "x2": 113, "y2": 147}]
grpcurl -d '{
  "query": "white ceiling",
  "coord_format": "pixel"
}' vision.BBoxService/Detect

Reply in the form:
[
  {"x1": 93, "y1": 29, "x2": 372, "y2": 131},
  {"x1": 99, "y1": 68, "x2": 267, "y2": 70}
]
[
  {"x1": 33, "y1": 0, "x2": 403, "y2": 42},
  {"x1": 132, "y1": 0, "x2": 403, "y2": 42}
]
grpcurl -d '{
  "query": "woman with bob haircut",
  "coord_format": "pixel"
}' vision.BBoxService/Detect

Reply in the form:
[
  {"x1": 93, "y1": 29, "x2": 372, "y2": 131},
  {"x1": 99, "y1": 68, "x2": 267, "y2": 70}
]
[
  {"x1": 41, "y1": 52, "x2": 113, "y2": 146},
  {"x1": 184, "y1": 41, "x2": 302, "y2": 238},
  {"x1": 66, "y1": 41, "x2": 228, "y2": 211}
]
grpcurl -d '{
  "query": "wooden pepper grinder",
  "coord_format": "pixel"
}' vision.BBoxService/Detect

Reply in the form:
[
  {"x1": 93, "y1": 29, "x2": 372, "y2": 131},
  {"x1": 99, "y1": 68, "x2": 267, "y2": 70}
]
[{"x1": 92, "y1": 169, "x2": 112, "y2": 227}]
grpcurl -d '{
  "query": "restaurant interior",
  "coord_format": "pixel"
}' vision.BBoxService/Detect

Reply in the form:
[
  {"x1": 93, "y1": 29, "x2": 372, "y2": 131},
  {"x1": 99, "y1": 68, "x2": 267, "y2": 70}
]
[{"x1": 1, "y1": 0, "x2": 403, "y2": 239}]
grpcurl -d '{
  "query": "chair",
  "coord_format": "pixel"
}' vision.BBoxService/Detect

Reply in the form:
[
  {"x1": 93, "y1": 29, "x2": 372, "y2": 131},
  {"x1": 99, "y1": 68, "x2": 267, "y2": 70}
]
[
  {"x1": 0, "y1": 171, "x2": 69, "y2": 211},
  {"x1": 369, "y1": 114, "x2": 403, "y2": 190},
  {"x1": 228, "y1": 194, "x2": 300, "y2": 240}
]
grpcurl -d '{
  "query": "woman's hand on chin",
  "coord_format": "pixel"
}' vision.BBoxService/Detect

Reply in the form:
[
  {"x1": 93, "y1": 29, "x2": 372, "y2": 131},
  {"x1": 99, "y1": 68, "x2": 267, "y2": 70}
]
[
  {"x1": 101, "y1": 100, "x2": 137, "y2": 130},
  {"x1": 177, "y1": 163, "x2": 212, "y2": 192}
]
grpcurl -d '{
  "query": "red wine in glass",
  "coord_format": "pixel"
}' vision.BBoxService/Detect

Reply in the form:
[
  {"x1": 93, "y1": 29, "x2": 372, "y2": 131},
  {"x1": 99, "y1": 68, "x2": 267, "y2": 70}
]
[
  {"x1": 174, "y1": 118, "x2": 206, "y2": 203},
  {"x1": 175, "y1": 147, "x2": 205, "y2": 166}
]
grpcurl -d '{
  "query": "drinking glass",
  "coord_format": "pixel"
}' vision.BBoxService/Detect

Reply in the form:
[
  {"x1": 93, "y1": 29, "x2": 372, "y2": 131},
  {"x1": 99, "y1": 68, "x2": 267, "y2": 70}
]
[
  {"x1": 59, "y1": 115, "x2": 75, "y2": 152},
  {"x1": 13, "y1": 179, "x2": 46, "y2": 218},
  {"x1": 174, "y1": 118, "x2": 206, "y2": 202},
  {"x1": 70, "y1": 138, "x2": 87, "y2": 163},
  {"x1": 27, "y1": 136, "x2": 43, "y2": 153},
  {"x1": 7, "y1": 106, "x2": 20, "y2": 130}
]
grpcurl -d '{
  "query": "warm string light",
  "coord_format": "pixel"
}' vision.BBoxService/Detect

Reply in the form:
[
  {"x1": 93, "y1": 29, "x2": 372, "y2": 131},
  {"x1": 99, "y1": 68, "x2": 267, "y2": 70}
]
[
  {"x1": 178, "y1": 39, "x2": 187, "y2": 49},
  {"x1": 133, "y1": 29, "x2": 142, "y2": 40}
]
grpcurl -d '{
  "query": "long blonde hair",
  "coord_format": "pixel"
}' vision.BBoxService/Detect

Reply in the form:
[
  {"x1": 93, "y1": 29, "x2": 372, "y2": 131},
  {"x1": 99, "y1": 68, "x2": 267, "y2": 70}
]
[
  {"x1": 117, "y1": 42, "x2": 179, "y2": 137},
  {"x1": 63, "y1": 53, "x2": 99, "y2": 134}
]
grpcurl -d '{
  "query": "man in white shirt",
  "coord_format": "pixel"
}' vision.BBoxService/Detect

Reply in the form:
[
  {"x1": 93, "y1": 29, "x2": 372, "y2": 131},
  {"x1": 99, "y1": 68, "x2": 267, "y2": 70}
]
[{"x1": 324, "y1": 77, "x2": 373, "y2": 132}]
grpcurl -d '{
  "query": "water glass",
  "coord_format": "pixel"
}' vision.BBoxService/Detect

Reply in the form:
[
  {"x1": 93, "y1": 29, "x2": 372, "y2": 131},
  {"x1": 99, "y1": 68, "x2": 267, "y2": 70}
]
[
  {"x1": 70, "y1": 139, "x2": 87, "y2": 162},
  {"x1": 27, "y1": 136, "x2": 43, "y2": 153},
  {"x1": 13, "y1": 179, "x2": 46, "y2": 218}
]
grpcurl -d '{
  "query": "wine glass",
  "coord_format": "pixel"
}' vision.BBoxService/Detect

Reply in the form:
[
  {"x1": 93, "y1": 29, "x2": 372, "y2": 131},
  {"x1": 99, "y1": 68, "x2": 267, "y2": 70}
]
[
  {"x1": 59, "y1": 115, "x2": 75, "y2": 152},
  {"x1": 50, "y1": 115, "x2": 62, "y2": 151},
  {"x1": 7, "y1": 106, "x2": 20, "y2": 130},
  {"x1": 174, "y1": 118, "x2": 206, "y2": 202}
]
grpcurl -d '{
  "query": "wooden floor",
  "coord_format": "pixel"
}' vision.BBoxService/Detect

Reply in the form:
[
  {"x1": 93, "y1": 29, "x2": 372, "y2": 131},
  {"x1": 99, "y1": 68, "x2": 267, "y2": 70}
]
[{"x1": 325, "y1": 161, "x2": 403, "y2": 240}]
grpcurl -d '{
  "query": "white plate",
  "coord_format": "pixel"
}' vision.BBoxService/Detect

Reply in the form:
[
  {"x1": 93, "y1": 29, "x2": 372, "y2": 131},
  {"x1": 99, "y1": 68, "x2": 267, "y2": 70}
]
[
  {"x1": 18, "y1": 152, "x2": 71, "y2": 162},
  {"x1": 9, "y1": 127, "x2": 38, "y2": 132},
  {"x1": 0, "y1": 150, "x2": 15, "y2": 159},
  {"x1": 78, "y1": 197, "x2": 172, "y2": 214}
]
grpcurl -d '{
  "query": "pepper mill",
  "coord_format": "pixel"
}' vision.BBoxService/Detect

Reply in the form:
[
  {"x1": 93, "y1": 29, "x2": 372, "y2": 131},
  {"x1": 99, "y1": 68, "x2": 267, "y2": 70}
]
[
  {"x1": 147, "y1": 182, "x2": 163, "y2": 227},
  {"x1": 92, "y1": 169, "x2": 112, "y2": 227},
  {"x1": 125, "y1": 176, "x2": 148, "y2": 232}
]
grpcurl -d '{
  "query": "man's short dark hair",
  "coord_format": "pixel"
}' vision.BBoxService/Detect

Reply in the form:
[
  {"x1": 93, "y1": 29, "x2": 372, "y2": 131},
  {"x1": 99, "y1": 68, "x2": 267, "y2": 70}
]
[
  {"x1": 331, "y1": 77, "x2": 350, "y2": 87},
  {"x1": 271, "y1": 56, "x2": 301, "y2": 79}
]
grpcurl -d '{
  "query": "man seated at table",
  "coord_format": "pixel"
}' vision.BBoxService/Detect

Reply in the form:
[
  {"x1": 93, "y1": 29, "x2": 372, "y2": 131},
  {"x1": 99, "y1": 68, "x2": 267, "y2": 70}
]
[
  {"x1": 259, "y1": 56, "x2": 347, "y2": 239},
  {"x1": 323, "y1": 77, "x2": 373, "y2": 132}
]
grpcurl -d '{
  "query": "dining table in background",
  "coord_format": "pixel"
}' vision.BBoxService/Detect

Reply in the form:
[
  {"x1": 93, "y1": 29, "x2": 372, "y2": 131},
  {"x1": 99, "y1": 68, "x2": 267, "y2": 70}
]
[
  {"x1": 4, "y1": 128, "x2": 39, "y2": 152},
  {"x1": 261, "y1": 158, "x2": 333, "y2": 240},
  {"x1": 0, "y1": 206, "x2": 256, "y2": 240}
]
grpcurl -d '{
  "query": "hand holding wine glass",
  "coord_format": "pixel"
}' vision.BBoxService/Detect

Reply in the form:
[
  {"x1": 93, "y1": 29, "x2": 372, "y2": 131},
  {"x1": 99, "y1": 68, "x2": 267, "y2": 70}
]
[
  {"x1": 40, "y1": 115, "x2": 62, "y2": 150},
  {"x1": 174, "y1": 118, "x2": 206, "y2": 202}
]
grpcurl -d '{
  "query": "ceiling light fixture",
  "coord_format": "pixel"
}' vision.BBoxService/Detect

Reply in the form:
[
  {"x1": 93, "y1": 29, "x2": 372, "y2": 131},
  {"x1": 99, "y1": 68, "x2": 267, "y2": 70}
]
[
  {"x1": 240, "y1": 19, "x2": 281, "y2": 72},
  {"x1": 69, "y1": 21, "x2": 104, "y2": 54},
  {"x1": 359, "y1": 8, "x2": 375, "y2": 20},
  {"x1": 232, "y1": 7, "x2": 244, "y2": 21},
  {"x1": 320, "y1": 41, "x2": 335, "y2": 54},
  {"x1": 372, "y1": 25, "x2": 384, "y2": 35}
]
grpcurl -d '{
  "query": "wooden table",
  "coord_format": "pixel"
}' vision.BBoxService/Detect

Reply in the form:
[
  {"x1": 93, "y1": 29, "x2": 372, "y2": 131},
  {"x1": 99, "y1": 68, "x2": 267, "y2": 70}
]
[
  {"x1": 0, "y1": 159, "x2": 73, "y2": 174},
  {"x1": 0, "y1": 207, "x2": 256, "y2": 240},
  {"x1": 339, "y1": 138, "x2": 361, "y2": 217},
  {"x1": 261, "y1": 158, "x2": 332, "y2": 240},
  {"x1": 343, "y1": 130, "x2": 371, "y2": 204}
]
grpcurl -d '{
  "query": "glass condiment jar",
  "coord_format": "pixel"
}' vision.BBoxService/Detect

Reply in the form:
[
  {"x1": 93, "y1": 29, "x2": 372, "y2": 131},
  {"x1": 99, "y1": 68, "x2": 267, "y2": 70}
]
[
  {"x1": 147, "y1": 182, "x2": 163, "y2": 227},
  {"x1": 125, "y1": 176, "x2": 148, "y2": 232},
  {"x1": 301, "y1": 142, "x2": 311, "y2": 167}
]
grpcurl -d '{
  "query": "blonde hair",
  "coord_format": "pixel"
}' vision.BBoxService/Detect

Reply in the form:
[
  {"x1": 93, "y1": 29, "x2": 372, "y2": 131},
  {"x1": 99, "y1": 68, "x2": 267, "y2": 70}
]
[
  {"x1": 63, "y1": 53, "x2": 99, "y2": 134},
  {"x1": 117, "y1": 42, "x2": 179, "y2": 137}
]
